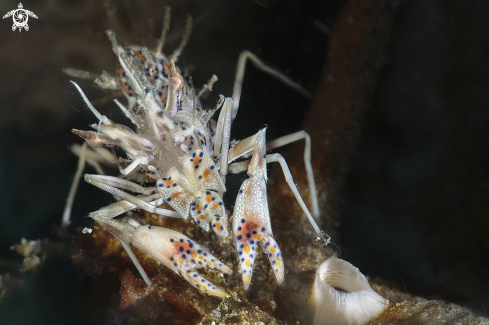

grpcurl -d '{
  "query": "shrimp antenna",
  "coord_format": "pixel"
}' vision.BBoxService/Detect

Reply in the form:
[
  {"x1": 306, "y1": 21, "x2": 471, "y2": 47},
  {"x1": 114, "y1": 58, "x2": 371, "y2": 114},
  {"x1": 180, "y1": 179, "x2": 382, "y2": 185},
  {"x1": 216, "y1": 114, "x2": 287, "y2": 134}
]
[
  {"x1": 156, "y1": 6, "x2": 171, "y2": 58},
  {"x1": 70, "y1": 81, "x2": 108, "y2": 125}
]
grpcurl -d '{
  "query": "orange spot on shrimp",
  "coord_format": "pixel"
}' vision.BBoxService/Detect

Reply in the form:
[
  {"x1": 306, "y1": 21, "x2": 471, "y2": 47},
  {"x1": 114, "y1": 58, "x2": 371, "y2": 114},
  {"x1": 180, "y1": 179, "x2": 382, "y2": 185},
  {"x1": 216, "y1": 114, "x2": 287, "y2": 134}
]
[
  {"x1": 162, "y1": 62, "x2": 170, "y2": 77},
  {"x1": 132, "y1": 50, "x2": 145, "y2": 61},
  {"x1": 243, "y1": 244, "x2": 251, "y2": 254},
  {"x1": 212, "y1": 202, "x2": 219, "y2": 210},
  {"x1": 193, "y1": 157, "x2": 201, "y2": 167},
  {"x1": 236, "y1": 220, "x2": 260, "y2": 236},
  {"x1": 245, "y1": 260, "x2": 251, "y2": 267},
  {"x1": 205, "y1": 193, "x2": 213, "y2": 203},
  {"x1": 203, "y1": 169, "x2": 210, "y2": 180},
  {"x1": 120, "y1": 80, "x2": 133, "y2": 96},
  {"x1": 160, "y1": 86, "x2": 168, "y2": 104},
  {"x1": 270, "y1": 247, "x2": 276, "y2": 253},
  {"x1": 118, "y1": 65, "x2": 125, "y2": 77},
  {"x1": 245, "y1": 186, "x2": 253, "y2": 196},
  {"x1": 171, "y1": 193, "x2": 182, "y2": 200},
  {"x1": 163, "y1": 180, "x2": 174, "y2": 187}
]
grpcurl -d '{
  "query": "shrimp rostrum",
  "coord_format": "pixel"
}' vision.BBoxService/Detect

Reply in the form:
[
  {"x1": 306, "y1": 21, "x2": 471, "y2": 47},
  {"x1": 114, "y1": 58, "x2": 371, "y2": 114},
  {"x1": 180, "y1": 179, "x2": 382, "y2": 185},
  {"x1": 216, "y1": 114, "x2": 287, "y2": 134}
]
[{"x1": 65, "y1": 15, "x2": 329, "y2": 297}]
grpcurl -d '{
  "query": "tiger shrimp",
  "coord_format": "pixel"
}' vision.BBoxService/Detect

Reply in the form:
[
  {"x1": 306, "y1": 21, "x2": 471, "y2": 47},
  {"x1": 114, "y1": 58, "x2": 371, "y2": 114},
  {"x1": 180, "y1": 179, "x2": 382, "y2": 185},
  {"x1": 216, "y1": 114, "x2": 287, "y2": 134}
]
[{"x1": 63, "y1": 8, "x2": 330, "y2": 296}]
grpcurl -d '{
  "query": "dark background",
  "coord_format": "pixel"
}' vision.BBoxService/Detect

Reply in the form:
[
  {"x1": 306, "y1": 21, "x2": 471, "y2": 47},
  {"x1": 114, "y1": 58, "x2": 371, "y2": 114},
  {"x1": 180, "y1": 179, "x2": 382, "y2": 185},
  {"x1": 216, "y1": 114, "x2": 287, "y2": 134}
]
[{"x1": 0, "y1": 0, "x2": 488, "y2": 323}]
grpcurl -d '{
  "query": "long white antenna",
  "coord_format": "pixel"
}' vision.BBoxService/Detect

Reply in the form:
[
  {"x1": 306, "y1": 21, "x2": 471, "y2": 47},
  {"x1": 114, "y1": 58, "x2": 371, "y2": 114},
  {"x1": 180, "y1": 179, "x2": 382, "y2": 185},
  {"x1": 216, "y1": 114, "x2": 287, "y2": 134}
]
[
  {"x1": 156, "y1": 6, "x2": 171, "y2": 58},
  {"x1": 70, "y1": 81, "x2": 108, "y2": 124}
]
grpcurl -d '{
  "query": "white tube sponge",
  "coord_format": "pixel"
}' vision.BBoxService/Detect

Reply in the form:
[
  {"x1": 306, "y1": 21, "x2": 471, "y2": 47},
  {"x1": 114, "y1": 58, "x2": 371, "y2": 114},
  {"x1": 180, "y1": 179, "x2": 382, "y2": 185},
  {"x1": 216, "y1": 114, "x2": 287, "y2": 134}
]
[{"x1": 312, "y1": 257, "x2": 388, "y2": 325}]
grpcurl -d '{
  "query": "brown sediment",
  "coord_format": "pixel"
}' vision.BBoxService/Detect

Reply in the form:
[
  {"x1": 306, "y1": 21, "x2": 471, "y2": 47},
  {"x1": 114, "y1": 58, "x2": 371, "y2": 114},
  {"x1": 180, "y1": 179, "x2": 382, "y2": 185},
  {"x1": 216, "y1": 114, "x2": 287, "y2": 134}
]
[{"x1": 368, "y1": 278, "x2": 489, "y2": 324}]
